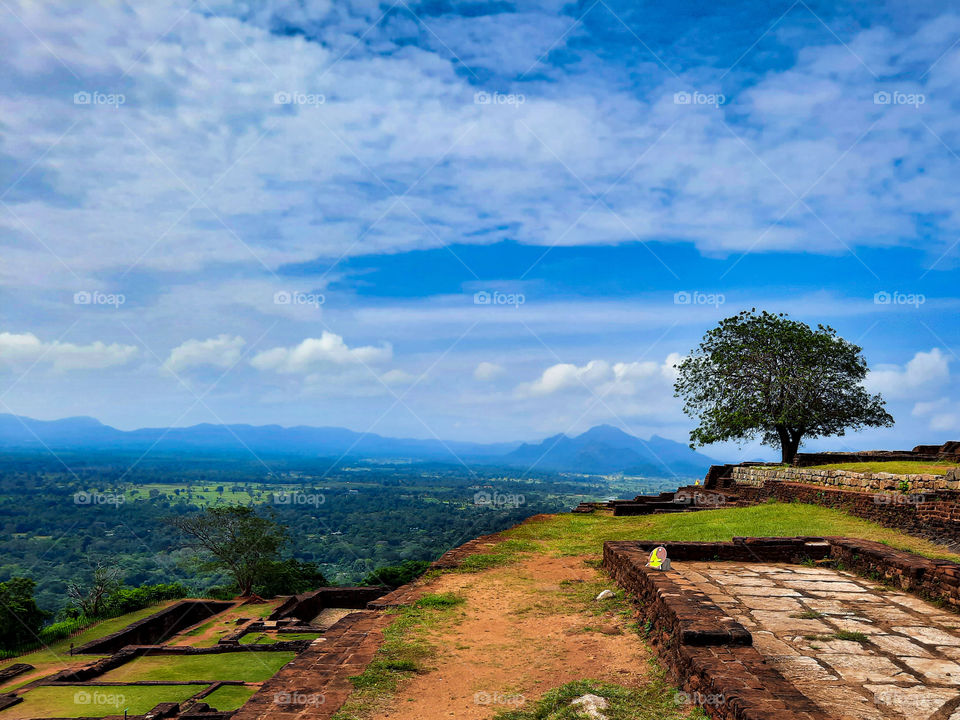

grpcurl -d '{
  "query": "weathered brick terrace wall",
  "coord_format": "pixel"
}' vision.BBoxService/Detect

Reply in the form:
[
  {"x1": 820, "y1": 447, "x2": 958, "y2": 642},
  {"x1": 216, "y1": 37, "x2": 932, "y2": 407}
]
[
  {"x1": 732, "y1": 464, "x2": 960, "y2": 492},
  {"x1": 74, "y1": 600, "x2": 235, "y2": 654},
  {"x1": 269, "y1": 587, "x2": 387, "y2": 622},
  {"x1": 603, "y1": 539, "x2": 833, "y2": 720},
  {"x1": 603, "y1": 537, "x2": 960, "y2": 719},
  {"x1": 826, "y1": 536, "x2": 960, "y2": 609},
  {"x1": 793, "y1": 440, "x2": 960, "y2": 466},
  {"x1": 730, "y1": 467, "x2": 960, "y2": 547}
]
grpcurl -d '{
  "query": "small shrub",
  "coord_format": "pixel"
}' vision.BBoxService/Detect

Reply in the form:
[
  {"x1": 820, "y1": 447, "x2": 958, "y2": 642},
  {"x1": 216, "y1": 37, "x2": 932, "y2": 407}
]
[{"x1": 415, "y1": 593, "x2": 464, "y2": 609}]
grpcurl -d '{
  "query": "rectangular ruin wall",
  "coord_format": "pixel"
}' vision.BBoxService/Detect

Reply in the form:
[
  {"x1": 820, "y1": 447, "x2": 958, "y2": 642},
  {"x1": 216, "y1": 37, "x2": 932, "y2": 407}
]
[
  {"x1": 732, "y1": 464, "x2": 960, "y2": 492},
  {"x1": 729, "y1": 468, "x2": 960, "y2": 547},
  {"x1": 73, "y1": 600, "x2": 235, "y2": 654},
  {"x1": 603, "y1": 537, "x2": 960, "y2": 720},
  {"x1": 792, "y1": 441, "x2": 960, "y2": 467}
]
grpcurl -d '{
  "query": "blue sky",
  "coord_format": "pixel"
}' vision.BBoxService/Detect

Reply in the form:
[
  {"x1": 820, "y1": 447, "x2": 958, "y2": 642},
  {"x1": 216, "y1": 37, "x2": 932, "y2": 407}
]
[{"x1": 1, "y1": 0, "x2": 958, "y2": 459}]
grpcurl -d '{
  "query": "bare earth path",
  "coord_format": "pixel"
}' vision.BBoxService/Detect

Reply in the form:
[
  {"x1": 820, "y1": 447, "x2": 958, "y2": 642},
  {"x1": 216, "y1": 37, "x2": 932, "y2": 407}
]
[{"x1": 371, "y1": 555, "x2": 653, "y2": 720}]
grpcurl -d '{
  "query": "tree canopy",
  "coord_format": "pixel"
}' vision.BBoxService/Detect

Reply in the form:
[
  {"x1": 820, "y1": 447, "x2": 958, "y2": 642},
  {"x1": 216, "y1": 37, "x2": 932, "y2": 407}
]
[
  {"x1": 167, "y1": 506, "x2": 289, "y2": 596},
  {"x1": 0, "y1": 577, "x2": 49, "y2": 650},
  {"x1": 674, "y1": 309, "x2": 894, "y2": 463}
]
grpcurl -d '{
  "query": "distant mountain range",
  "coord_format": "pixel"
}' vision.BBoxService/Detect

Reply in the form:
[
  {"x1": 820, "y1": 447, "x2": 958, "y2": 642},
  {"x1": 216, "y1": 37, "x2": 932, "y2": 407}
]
[{"x1": 0, "y1": 415, "x2": 716, "y2": 478}]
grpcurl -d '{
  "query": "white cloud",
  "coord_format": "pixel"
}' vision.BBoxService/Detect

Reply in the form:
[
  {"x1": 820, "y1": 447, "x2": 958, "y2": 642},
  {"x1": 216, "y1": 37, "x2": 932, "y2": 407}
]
[
  {"x1": 250, "y1": 332, "x2": 392, "y2": 374},
  {"x1": 518, "y1": 354, "x2": 681, "y2": 398},
  {"x1": 474, "y1": 362, "x2": 506, "y2": 381},
  {"x1": 381, "y1": 369, "x2": 415, "y2": 386},
  {"x1": 911, "y1": 397, "x2": 958, "y2": 434},
  {"x1": 4, "y1": 2, "x2": 960, "y2": 298},
  {"x1": 163, "y1": 335, "x2": 246, "y2": 374},
  {"x1": 867, "y1": 348, "x2": 951, "y2": 399},
  {"x1": 0, "y1": 332, "x2": 138, "y2": 372}
]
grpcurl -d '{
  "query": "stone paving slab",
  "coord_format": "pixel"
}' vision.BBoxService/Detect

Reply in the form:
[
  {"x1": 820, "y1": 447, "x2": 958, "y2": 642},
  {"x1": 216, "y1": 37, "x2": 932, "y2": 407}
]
[{"x1": 681, "y1": 561, "x2": 960, "y2": 720}]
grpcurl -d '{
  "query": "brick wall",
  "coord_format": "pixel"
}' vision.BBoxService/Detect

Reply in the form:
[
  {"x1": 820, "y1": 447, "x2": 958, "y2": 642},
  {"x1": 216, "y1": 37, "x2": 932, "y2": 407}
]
[
  {"x1": 732, "y1": 464, "x2": 959, "y2": 493},
  {"x1": 733, "y1": 478, "x2": 960, "y2": 547},
  {"x1": 73, "y1": 600, "x2": 235, "y2": 654}
]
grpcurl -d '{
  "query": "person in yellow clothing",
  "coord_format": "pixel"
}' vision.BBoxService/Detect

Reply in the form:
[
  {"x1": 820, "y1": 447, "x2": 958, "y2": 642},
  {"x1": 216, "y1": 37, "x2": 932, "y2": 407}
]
[{"x1": 646, "y1": 546, "x2": 671, "y2": 571}]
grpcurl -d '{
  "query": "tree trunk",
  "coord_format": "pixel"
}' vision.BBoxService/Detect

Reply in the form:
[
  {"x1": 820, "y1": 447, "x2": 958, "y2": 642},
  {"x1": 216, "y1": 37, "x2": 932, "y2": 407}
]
[{"x1": 778, "y1": 426, "x2": 803, "y2": 464}]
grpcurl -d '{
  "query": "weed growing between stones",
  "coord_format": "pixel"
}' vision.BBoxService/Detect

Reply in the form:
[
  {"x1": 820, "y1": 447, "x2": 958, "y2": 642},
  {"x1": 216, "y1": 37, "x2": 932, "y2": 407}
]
[{"x1": 489, "y1": 673, "x2": 707, "y2": 720}]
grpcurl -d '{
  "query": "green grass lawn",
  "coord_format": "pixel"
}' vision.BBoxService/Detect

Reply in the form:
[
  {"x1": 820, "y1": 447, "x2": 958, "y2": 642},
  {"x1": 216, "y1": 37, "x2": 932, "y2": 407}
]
[
  {"x1": 97, "y1": 652, "x2": 296, "y2": 683},
  {"x1": 7, "y1": 685, "x2": 201, "y2": 719},
  {"x1": 490, "y1": 502, "x2": 960, "y2": 561},
  {"x1": 0, "y1": 602, "x2": 181, "y2": 690},
  {"x1": 239, "y1": 632, "x2": 322, "y2": 645},
  {"x1": 202, "y1": 684, "x2": 259, "y2": 711},
  {"x1": 806, "y1": 461, "x2": 959, "y2": 475}
]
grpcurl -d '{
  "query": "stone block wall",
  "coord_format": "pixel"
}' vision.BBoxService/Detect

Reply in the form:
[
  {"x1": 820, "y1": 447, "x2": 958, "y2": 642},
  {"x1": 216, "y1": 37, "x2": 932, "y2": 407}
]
[
  {"x1": 269, "y1": 587, "x2": 387, "y2": 622},
  {"x1": 603, "y1": 540, "x2": 831, "y2": 720},
  {"x1": 793, "y1": 441, "x2": 960, "y2": 466},
  {"x1": 732, "y1": 479, "x2": 960, "y2": 547},
  {"x1": 732, "y1": 464, "x2": 959, "y2": 493},
  {"x1": 74, "y1": 600, "x2": 235, "y2": 654}
]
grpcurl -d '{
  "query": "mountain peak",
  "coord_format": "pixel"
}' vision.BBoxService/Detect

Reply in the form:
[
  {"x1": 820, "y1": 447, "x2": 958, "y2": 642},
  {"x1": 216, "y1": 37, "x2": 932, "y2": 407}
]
[{"x1": 575, "y1": 424, "x2": 638, "y2": 446}]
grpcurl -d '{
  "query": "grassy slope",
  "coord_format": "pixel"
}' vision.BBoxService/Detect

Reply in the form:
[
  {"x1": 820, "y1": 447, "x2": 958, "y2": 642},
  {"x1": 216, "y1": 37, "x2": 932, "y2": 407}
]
[
  {"x1": 805, "y1": 461, "x2": 959, "y2": 475},
  {"x1": 499, "y1": 502, "x2": 960, "y2": 561},
  {"x1": 0, "y1": 601, "x2": 183, "y2": 689}
]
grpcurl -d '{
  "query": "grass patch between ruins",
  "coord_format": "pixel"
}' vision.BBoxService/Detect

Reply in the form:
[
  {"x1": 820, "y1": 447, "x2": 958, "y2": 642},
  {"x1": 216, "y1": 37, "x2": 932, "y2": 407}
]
[
  {"x1": 330, "y1": 593, "x2": 466, "y2": 720},
  {"x1": 96, "y1": 651, "x2": 296, "y2": 683},
  {"x1": 490, "y1": 676, "x2": 707, "y2": 720},
  {"x1": 8, "y1": 685, "x2": 200, "y2": 719},
  {"x1": 201, "y1": 684, "x2": 259, "y2": 711},
  {"x1": 0, "y1": 602, "x2": 184, "y2": 690},
  {"x1": 805, "y1": 460, "x2": 960, "y2": 475}
]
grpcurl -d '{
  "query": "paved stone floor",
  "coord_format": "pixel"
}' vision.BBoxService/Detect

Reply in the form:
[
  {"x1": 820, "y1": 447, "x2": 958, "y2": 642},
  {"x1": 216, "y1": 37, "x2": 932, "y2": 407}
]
[{"x1": 675, "y1": 562, "x2": 960, "y2": 720}]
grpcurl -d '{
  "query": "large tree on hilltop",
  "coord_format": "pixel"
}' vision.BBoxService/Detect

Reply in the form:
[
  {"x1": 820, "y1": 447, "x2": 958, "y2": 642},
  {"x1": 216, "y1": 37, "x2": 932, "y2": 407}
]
[
  {"x1": 167, "y1": 506, "x2": 327, "y2": 597},
  {"x1": 167, "y1": 506, "x2": 288, "y2": 597},
  {"x1": 673, "y1": 309, "x2": 894, "y2": 463}
]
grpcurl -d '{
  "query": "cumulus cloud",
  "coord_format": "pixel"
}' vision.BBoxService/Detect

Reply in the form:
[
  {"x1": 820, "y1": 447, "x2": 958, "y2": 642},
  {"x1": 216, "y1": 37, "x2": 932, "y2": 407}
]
[
  {"x1": 250, "y1": 332, "x2": 392, "y2": 375},
  {"x1": 474, "y1": 362, "x2": 506, "y2": 381},
  {"x1": 518, "y1": 353, "x2": 683, "y2": 398},
  {"x1": 380, "y1": 369, "x2": 416, "y2": 386},
  {"x1": 163, "y1": 335, "x2": 246, "y2": 374},
  {"x1": 912, "y1": 398, "x2": 959, "y2": 433},
  {"x1": 867, "y1": 349, "x2": 951, "y2": 399},
  {"x1": 0, "y1": 332, "x2": 138, "y2": 372},
  {"x1": 4, "y1": 1, "x2": 960, "y2": 297}
]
